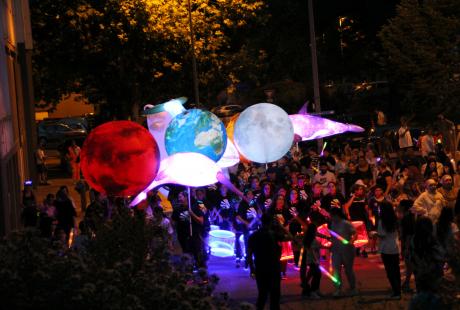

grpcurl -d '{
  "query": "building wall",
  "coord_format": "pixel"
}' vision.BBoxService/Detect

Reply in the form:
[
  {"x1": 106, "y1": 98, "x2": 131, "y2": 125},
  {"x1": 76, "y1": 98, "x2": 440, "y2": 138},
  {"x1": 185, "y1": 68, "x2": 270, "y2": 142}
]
[
  {"x1": 47, "y1": 94, "x2": 94, "y2": 119},
  {"x1": 0, "y1": 0, "x2": 34, "y2": 235}
]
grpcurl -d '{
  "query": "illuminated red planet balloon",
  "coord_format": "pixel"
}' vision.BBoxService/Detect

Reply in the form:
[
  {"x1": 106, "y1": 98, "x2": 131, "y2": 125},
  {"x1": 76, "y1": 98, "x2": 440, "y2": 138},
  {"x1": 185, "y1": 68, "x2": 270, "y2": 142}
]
[{"x1": 81, "y1": 121, "x2": 160, "y2": 197}]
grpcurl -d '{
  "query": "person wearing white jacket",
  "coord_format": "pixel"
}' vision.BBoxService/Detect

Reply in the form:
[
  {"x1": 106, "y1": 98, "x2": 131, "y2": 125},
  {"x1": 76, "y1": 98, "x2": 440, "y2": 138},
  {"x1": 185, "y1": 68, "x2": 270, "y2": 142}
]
[{"x1": 411, "y1": 179, "x2": 446, "y2": 223}]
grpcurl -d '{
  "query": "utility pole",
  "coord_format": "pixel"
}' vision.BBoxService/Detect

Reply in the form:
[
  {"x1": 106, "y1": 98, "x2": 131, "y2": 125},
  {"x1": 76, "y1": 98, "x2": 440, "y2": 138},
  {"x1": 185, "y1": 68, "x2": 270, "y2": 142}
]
[
  {"x1": 307, "y1": 0, "x2": 323, "y2": 152},
  {"x1": 187, "y1": 0, "x2": 200, "y2": 105}
]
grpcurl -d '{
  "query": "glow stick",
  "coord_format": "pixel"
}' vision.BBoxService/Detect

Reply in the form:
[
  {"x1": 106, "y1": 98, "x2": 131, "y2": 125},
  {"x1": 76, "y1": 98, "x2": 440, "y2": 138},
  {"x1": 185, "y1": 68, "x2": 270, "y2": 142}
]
[
  {"x1": 320, "y1": 142, "x2": 328, "y2": 156},
  {"x1": 328, "y1": 228, "x2": 349, "y2": 245},
  {"x1": 319, "y1": 265, "x2": 340, "y2": 284}
]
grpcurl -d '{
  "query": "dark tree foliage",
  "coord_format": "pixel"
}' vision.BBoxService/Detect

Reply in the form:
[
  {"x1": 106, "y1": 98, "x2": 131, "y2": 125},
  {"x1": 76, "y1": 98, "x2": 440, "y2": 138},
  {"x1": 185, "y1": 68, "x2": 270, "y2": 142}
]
[
  {"x1": 0, "y1": 207, "x2": 226, "y2": 310},
  {"x1": 379, "y1": 0, "x2": 460, "y2": 120}
]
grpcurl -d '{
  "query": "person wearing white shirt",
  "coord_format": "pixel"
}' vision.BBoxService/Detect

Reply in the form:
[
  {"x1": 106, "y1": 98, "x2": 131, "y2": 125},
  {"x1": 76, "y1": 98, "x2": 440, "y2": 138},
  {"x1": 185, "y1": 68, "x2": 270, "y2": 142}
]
[
  {"x1": 411, "y1": 179, "x2": 446, "y2": 223},
  {"x1": 398, "y1": 117, "x2": 413, "y2": 150}
]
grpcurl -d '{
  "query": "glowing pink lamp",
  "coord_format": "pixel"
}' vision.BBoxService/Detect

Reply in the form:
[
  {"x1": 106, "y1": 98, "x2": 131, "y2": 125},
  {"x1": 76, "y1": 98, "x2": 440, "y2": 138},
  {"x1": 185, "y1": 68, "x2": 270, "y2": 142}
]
[
  {"x1": 289, "y1": 114, "x2": 364, "y2": 141},
  {"x1": 130, "y1": 152, "x2": 243, "y2": 207}
]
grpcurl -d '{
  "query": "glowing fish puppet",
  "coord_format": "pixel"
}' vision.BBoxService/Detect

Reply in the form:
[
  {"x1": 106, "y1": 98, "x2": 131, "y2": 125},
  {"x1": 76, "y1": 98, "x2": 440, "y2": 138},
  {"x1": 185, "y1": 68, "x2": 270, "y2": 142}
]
[
  {"x1": 143, "y1": 97, "x2": 187, "y2": 160},
  {"x1": 130, "y1": 152, "x2": 243, "y2": 207},
  {"x1": 289, "y1": 114, "x2": 364, "y2": 141}
]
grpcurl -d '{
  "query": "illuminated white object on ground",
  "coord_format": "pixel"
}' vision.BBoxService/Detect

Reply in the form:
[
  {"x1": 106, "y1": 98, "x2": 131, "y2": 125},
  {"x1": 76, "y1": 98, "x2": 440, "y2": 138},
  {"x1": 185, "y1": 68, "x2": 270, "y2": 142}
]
[
  {"x1": 216, "y1": 139, "x2": 240, "y2": 168},
  {"x1": 289, "y1": 114, "x2": 364, "y2": 141},
  {"x1": 144, "y1": 97, "x2": 187, "y2": 160},
  {"x1": 234, "y1": 103, "x2": 294, "y2": 163},
  {"x1": 209, "y1": 229, "x2": 235, "y2": 257}
]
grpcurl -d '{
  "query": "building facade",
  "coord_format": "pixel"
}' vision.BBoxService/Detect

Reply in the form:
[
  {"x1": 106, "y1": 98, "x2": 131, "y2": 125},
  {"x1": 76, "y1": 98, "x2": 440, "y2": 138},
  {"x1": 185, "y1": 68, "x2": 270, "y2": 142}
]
[{"x1": 0, "y1": 0, "x2": 36, "y2": 235}]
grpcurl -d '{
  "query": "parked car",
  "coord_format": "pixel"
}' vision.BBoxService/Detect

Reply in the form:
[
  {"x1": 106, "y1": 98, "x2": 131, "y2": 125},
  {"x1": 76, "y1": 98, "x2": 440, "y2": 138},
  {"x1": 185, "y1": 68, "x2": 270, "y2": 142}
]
[{"x1": 38, "y1": 122, "x2": 87, "y2": 149}]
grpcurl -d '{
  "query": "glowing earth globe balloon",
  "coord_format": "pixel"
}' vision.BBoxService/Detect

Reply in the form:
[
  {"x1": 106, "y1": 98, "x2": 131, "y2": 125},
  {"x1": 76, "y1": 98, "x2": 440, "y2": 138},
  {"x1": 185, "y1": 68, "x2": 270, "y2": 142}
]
[
  {"x1": 233, "y1": 103, "x2": 294, "y2": 163},
  {"x1": 81, "y1": 121, "x2": 160, "y2": 197},
  {"x1": 165, "y1": 109, "x2": 227, "y2": 162}
]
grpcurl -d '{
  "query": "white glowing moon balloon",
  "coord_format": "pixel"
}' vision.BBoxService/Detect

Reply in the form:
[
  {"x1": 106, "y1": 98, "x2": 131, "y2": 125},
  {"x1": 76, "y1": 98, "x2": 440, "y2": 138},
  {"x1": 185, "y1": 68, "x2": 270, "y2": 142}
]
[
  {"x1": 143, "y1": 97, "x2": 187, "y2": 160},
  {"x1": 129, "y1": 152, "x2": 242, "y2": 206},
  {"x1": 289, "y1": 114, "x2": 365, "y2": 141},
  {"x1": 216, "y1": 138, "x2": 240, "y2": 168},
  {"x1": 233, "y1": 103, "x2": 294, "y2": 163}
]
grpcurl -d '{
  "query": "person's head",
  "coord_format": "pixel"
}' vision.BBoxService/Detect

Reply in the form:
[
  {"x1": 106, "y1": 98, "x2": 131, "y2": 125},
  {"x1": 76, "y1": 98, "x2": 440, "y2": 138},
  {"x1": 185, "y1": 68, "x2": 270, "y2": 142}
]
[
  {"x1": 380, "y1": 201, "x2": 397, "y2": 232},
  {"x1": 312, "y1": 182, "x2": 322, "y2": 196},
  {"x1": 400, "y1": 116, "x2": 407, "y2": 126},
  {"x1": 378, "y1": 161, "x2": 388, "y2": 172},
  {"x1": 425, "y1": 179, "x2": 438, "y2": 194},
  {"x1": 374, "y1": 186, "x2": 384, "y2": 198},
  {"x1": 71, "y1": 140, "x2": 77, "y2": 147},
  {"x1": 45, "y1": 193, "x2": 55, "y2": 204},
  {"x1": 358, "y1": 157, "x2": 368, "y2": 168},
  {"x1": 347, "y1": 161, "x2": 357, "y2": 173},
  {"x1": 319, "y1": 161, "x2": 328, "y2": 174},
  {"x1": 195, "y1": 188, "x2": 206, "y2": 201},
  {"x1": 244, "y1": 188, "x2": 254, "y2": 200},
  {"x1": 289, "y1": 188, "x2": 299, "y2": 203},
  {"x1": 250, "y1": 176, "x2": 260, "y2": 190},
  {"x1": 274, "y1": 194, "x2": 285, "y2": 211},
  {"x1": 352, "y1": 184, "x2": 366, "y2": 197},
  {"x1": 297, "y1": 174, "x2": 310, "y2": 187},
  {"x1": 277, "y1": 186, "x2": 287, "y2": 197},
  {"x1": 429, "y1": 171, "x2": 439, "y2": 183},
  {"x1": 177, "y1": 191, "x2": 187, "y2": 204},
  {"x1": 219, "y1": 184, "x2": 228, "y2": 196},
  {"x1": 327, "y1": 182, "x2": 337, "y2": 196},
  {"x1": 440, "y1": 174, "x2": 453, "y2": 190},
  {"x1": 262, "y1": 182, "x2": 272, "y2": 196}
]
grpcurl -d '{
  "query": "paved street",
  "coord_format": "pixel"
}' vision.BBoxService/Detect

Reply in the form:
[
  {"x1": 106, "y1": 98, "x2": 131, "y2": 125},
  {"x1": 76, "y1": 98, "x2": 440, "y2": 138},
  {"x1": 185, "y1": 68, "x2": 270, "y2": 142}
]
[{"x1": 209, "y1": 253, "x2": 413, "y2": 309}]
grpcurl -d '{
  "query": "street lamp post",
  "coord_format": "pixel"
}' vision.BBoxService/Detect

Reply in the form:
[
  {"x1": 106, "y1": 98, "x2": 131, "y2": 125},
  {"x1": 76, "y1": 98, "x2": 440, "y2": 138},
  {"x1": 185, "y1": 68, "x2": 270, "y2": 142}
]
[
  {"x1": 307, "y1": 0, "x2": 323, "y2": 152},
  {"x1": 186, "y1": 0, "x2": 200, "y2": 105}
]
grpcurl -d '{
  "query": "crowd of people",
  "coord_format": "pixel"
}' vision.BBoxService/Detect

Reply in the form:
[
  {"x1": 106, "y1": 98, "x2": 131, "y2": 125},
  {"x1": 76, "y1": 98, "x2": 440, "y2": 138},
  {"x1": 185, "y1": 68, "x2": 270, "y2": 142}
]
[{"x1": 22, "y1": 117, "x2": 460, "y2": 310}]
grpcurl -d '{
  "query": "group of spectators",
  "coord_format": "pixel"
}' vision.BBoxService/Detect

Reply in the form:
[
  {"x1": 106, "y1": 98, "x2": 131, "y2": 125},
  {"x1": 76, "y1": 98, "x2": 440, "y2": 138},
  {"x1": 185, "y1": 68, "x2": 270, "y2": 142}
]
[{"x1": 23, "y1": 117, "x2": 460, "y2": 310}]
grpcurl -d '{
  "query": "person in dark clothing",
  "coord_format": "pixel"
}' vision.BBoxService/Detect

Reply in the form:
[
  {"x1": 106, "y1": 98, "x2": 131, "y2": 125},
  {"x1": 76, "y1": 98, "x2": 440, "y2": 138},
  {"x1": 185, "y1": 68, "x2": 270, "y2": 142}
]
[
  {"x1": 398, "y1": 199, "x2": 415, "y2": 293},
  {"x1": 300, "y1": 223, "x2": 322, "y2": 298},
  {"x1": 234, "y1": 188, "x2": 259, "y2": 267},
  {"x1": 21, "y1": 185, "x2": 39, "y2": 228},
  {"x1": 339, "y1": 161, "x2": 362, "y2": 197},
  {"x1": 247, "y1": 213, "x2": 291, "y2": 310},
  {"x1": 344, "y1": 183, "x2": 369, "y2": 257},
  {"x1": 55, "y1": 186, "x2": 77, "y2": 241},
  {"x1": 171, "y1": 190, "x2": 206, "y2": 268}
]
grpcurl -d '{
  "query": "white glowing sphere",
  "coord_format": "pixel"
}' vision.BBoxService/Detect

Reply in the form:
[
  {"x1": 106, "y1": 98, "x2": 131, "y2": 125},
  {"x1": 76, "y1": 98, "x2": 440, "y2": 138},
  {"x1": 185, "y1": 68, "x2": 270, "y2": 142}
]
[{"x1": 233, "y1": 103, "x2": 294, "y2": 163}]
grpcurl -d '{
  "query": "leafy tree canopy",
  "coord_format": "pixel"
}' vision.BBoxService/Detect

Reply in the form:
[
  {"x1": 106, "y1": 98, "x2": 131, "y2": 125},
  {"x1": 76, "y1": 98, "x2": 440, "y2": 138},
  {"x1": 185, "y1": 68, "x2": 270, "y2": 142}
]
[
  {"x1": 379, "y1": 0, "x2": 460, "y2": 120},
  {"x1": 30, "y1": 0, "x2": 266, "y2": 119}
]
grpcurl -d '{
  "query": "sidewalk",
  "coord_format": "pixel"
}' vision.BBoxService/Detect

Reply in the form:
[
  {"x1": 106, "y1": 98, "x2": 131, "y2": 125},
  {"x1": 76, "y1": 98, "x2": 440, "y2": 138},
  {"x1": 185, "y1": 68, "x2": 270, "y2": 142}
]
[{"x1": 35, "y1": 150, "x2": 87, "y2": 219}]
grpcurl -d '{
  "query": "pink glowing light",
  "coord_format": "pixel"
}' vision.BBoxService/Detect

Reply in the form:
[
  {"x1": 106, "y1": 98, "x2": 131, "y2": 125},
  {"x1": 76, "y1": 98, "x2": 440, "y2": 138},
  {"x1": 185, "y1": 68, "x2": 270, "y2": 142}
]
[
  {"x1": 130, "y1": 152, "x2": 243, "y2": 207},
  {"x1": 319, "y1": 265, "x2": 340, "y2": 284},
  {"x1": 217, "y1": 139, "x2": 240, "y2": 168},
  {"x1": 316, "y1": 221, "x2": 369, "y2": 248},
  {"x1": 289, "y1": 114, "x2": 364, "y2": 141}
]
